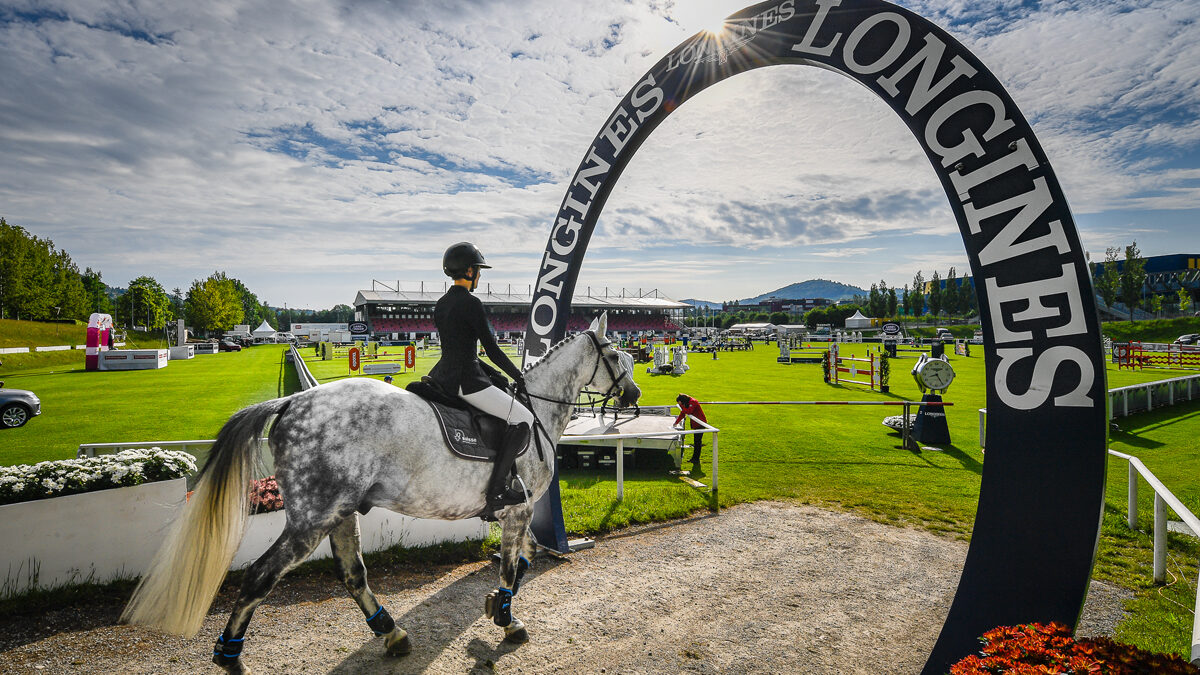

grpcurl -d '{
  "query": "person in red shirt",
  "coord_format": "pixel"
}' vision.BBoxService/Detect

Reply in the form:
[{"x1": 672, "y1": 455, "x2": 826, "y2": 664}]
[{"x1": 673, "y1": 393, "x2": 708, "y2": 469}]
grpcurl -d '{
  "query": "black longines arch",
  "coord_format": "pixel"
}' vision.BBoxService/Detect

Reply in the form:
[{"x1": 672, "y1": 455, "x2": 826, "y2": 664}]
[{"x1": 521, "y1": 1, "x2": 1107, "y2": 671}]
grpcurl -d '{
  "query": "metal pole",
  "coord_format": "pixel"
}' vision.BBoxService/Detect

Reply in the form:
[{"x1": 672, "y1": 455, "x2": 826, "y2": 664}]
[
  {"x1": 1154, "y1": 493, "x2": 1167, "y2": 584},
  {"x1": 616, "y1": 438, "x2": 624, "y2": 501},
  {"x1": 1128, "y1": 462, "x2": 1138, "y2": 530},
  {"x1": 711, "y1": 430, "x2": 719, "y2": 512}
]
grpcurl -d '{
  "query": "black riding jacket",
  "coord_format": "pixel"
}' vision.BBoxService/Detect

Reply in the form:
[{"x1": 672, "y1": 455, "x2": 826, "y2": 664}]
[{"x1": 429, "y1": 285, "x2": 523, "y2": 395}]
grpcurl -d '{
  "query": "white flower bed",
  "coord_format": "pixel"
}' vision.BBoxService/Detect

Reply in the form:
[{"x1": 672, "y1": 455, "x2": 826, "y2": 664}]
[{"x1": 0, "y1": 448, "x2": 197, "y2": 506}]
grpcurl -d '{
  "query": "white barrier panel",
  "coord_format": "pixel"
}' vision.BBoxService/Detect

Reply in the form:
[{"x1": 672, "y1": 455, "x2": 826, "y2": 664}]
[
  {"x1": 232, "y1": 508, "x2": 488, "y2": 569},
  {"x1": 169, "y1": 345, "x2": 195, "y2": 360},
  {"x1": 99, "y1": 349, "x2": 169, "y2": 370},
  {"x1": 0, "y1": 479, "x2": 187, "y2": 594},
  {"x1": 193, "y1": 342, "x2": 219, "y2": 355},
  {"x1": 34, "y1": 345, "x2": 72, "y2": 352}
]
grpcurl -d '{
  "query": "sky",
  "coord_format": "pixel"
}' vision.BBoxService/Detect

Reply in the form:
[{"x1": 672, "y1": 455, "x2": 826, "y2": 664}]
[{"x1": 2, "y1": 0, "x2": 1198, "y2": 309}]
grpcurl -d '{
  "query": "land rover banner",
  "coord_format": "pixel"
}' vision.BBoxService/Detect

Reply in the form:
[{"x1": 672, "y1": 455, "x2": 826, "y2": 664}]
[{"x1": 521, "y1": 1, "x2": 1108, "y2": 671}]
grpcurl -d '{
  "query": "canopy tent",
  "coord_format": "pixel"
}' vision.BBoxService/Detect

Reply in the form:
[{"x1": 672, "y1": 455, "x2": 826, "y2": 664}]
[
  {"x1": 844, "y1": 310, "x2": 872, "y2": 329},
  {"x1": 251, "y1": 320, "x2": 277, "y2": 339}
]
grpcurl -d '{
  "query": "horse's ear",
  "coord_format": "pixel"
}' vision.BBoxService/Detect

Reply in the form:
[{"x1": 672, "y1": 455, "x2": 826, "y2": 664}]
[{"x1": 592, "y1": 312, "x2": 608, "y2": 337}]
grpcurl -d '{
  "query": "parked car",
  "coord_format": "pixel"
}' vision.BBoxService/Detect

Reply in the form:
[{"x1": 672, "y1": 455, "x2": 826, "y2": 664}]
[
  {"x1": 218, "y1": 340, "x2": 243, "y2": 352},
  {"x1": 1173, "y1": 334, "x2": 1200, "y2": 346},
  {"x1": 935, "y1": 328, "x2": 954, "y2": 341},
  {"x1": 0, "y1": 382, "x2": 41, "y2": 429}
]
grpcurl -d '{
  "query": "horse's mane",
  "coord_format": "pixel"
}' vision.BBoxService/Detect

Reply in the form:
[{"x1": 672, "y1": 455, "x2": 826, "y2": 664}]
[{"x1": 521, "y1": 331, "x2": 592, "y2": 374}]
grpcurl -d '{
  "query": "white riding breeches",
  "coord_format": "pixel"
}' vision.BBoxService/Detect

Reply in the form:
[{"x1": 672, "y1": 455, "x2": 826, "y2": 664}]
[{"x1": 459, "y1": 385, "x2": 535, "y2": 427}]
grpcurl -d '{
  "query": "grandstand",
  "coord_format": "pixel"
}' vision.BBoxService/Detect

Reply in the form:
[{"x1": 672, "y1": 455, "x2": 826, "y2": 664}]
[{"x1": 354, "y1": 280, "x2": 690, "y2": 340}]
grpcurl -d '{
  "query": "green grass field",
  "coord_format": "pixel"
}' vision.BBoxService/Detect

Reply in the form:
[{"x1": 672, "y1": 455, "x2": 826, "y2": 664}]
[
  {"x1": 0, "y1": 345, "x2": 299, "y2": 465},
  {"x1": 3, "y1": 324, "x2": 1199, "y2": 658}
]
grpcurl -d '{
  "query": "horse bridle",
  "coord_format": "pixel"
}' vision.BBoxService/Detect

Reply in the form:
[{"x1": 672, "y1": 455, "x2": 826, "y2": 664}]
[
  {"x1": 519, "y1": 331, "x2": 633, "y2": 410},
  {"x1": 514, "y1": 330, "x2": 635, "y2": 464}
]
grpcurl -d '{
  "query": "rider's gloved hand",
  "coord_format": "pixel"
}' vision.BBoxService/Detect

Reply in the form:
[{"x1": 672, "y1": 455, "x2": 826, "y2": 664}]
[{"x1": 514, "y1": 375, "x2": 528, "y2": 396}]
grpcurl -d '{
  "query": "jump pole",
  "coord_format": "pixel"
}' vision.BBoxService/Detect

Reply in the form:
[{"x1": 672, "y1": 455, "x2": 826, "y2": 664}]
[{"x1": 693, "y1": 400, "x2": 954, "y2": 451}]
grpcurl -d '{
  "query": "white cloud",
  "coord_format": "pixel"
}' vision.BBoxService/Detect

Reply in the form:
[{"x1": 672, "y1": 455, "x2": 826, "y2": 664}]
[{"x1": 0, "y1": 0, "x2": 1197, "y2": 306}]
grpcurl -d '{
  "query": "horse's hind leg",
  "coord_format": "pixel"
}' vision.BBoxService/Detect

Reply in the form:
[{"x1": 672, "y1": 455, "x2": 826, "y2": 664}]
[
  {"x1": 328, "y1": 515, "x2": 410, "y2": 656},
  {"x1": 213, "y1": 526, "x2": 328, "y2": 674},
  {"x1": 485, "y1": 504, "x2": 534, "y2": 643}
]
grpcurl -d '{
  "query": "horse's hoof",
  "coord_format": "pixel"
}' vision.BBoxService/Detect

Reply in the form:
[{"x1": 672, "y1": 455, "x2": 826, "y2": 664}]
[
  {"x1": 214, "y1": 657, "x2": 252, "y2": 675},
  {"x1": 384, "y1": 628, "x2": 411, "y2": 656},
  {"x1": 504, "y1": 618, "x2": 528, "y2": 644}
]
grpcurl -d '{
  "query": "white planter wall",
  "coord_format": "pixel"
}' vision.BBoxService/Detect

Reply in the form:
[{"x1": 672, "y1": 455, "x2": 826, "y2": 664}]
[
  {"x1": 232, "y1": 508, "x2": 488, "y2": 569},
  {"x1": 0, "y1": 478, "x2": 187, "y2": 594}
]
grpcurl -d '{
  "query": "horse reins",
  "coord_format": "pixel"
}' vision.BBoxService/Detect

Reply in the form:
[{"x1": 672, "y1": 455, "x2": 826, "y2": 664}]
[{"x1": 515, "y1": 331, "x2": 635, "y2": 463}]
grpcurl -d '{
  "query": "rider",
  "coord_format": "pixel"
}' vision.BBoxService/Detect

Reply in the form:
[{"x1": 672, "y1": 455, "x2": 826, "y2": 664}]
[{"x1": 430, "y1": 242, "x2": 535, "y2": 513}]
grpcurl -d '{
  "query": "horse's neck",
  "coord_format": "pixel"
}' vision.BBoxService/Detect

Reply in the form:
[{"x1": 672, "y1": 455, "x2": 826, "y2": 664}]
[{"x1": 524, "y1": 336, "x2": 594, "y2": 438}]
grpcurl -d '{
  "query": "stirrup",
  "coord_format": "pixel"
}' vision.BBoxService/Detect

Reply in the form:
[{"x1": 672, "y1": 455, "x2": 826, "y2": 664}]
[{"x1": 487, "y1": 488, "x2": 528, "y2": 510}]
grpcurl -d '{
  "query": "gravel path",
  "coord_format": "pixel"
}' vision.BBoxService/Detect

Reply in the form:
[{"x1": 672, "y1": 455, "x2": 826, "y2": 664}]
[{"x1": 0, "y1": 501, "x2": 1131, "y2": 674}]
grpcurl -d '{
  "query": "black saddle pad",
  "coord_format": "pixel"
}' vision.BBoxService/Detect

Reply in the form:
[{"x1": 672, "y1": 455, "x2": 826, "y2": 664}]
[{"x1": 405, "y1": 378, "x2": 526, "y2": 462}]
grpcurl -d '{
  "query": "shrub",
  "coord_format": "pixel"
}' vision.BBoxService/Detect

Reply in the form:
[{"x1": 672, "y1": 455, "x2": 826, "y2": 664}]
[{"x1": 0, "y1": 449, "x2": 197, "y2": 506}]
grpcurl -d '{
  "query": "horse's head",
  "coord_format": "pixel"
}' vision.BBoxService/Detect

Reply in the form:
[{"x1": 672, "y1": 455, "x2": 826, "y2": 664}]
[{"x1": 585, "y1": 313, "x2": 641, "y2": 409}]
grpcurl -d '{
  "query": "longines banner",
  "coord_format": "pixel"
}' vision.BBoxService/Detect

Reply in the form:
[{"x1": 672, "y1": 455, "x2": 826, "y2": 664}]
[{"x1": 521, "y1": 1, "x2": 1108, "y2": 671}]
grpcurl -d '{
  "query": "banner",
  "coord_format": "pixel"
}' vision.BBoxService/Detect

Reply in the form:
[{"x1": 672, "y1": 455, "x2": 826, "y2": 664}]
[{"x1": 522, "y1": 2, "x2": 1107, "y2": 671}]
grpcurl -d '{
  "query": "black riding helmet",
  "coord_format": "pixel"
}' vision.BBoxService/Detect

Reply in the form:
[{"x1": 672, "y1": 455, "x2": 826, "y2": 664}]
[{"x1": 442, "y1": 242, "x2": 491, "y2": 279}]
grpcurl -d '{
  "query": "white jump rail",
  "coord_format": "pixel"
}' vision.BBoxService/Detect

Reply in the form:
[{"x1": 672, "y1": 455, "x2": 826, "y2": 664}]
[
  {"x1": 560, "y1": 412, "x2": 720, "y2": 510},
  {"x1": 1107, "y1": 448, "x2": 1200, "y2": 666}
]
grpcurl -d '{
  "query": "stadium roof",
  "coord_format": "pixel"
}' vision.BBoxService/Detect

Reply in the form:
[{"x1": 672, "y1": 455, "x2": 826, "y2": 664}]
[{"x1": 355, "y1": 282, "x2": 689, "y2": 311}]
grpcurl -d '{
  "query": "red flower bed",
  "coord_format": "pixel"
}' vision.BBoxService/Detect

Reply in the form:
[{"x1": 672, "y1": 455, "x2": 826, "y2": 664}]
[
  {"x1": 248, "y1": 475, "x2": 284, "y2": 514},
  {"x1": 950, "y1": 622, "x2": 1198, "y2": 674}
]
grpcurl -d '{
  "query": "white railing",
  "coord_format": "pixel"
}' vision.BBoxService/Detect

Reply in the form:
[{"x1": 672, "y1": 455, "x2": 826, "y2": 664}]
[
  {"x1": 1108, "y1": 374, "x2": 1200, "y2": 418},
  {"x1": 77, "y1": 438, "x2": 267, "y2": 459},
  {"x1": 1107, "y1": 449, "x2": 1200, "y2": 665},
  {"x1": 290, "y1": 344, "x2": 320, "y2": 390},
  {"x1": 979, "y1": 374, "x2": 1200, "y2": 448}
]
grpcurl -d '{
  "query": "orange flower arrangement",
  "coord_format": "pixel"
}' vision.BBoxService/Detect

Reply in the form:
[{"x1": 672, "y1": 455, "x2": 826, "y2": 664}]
[{"x1": 950, "y1": 622, "x2": 1198, "y2": 674}]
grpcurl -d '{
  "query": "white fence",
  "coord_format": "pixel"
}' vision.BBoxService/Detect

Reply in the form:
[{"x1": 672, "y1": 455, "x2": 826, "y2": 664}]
[
  {"x1": 1107, "y1": 449, "x2": 1200, "y2": 665},
  {"x1": 1108, "y1": 374, "x2": 1200, "y2": 418},
  {"x1": 289, "y1": 343, "x2": 320, "y2": 390}
]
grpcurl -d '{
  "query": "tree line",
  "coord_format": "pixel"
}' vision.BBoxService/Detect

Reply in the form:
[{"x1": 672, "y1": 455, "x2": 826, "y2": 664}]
[{"x1": 0, "y1": 218, "x2": 351, "y2": 335}]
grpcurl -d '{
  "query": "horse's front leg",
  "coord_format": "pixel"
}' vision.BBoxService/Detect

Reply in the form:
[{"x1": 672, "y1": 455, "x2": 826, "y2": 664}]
[{"x1": 484, "y1": 503, "x2": 534, "y2": 643}]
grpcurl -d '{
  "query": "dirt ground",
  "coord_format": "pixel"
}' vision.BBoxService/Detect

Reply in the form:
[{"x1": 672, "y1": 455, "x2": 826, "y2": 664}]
[{"x1": 0, "y1": 501, "x2": 1131, "y2": 674}]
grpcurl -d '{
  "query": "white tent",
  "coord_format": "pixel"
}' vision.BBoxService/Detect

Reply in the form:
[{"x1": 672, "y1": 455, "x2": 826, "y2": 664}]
[
  {"x1": 251, "y1": 320, "x2": 277, "y2": 339},
  {"x1": 844, "y1": 310, "x2": 872, "y2": 329}
]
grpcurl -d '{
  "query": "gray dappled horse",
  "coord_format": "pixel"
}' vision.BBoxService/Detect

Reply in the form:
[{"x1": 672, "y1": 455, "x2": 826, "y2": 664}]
[{"x1": 122, "y1": 314, "x2": 639, "y2": 674}]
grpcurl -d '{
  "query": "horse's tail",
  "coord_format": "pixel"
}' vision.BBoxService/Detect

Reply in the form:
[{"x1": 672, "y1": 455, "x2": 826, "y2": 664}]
[{"x1": 121, "y1": 396, "x2": 291, "y2": 637}]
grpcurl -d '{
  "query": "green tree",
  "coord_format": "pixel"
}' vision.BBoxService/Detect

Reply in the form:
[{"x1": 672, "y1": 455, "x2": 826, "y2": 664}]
[
  {"x1": 49, "y1": 249, "x2": 88, "y2": 320},
  {"x1": 81, "y1": 268, "x2": 113, "y2": 316},
  {"x1": 1179, "y1": 286, "x2": 1191, "y2": 314},
  {"x1": 1117, "y1": 242, "x2": 1147, "y2": 322},
  {"x1": 1149, "y1": 293, "x2": 1163, "y2": 318},
  {"x1": 886, "y1": 287, "x2": 898, "y2": 317},
  {"x1": 901, "y1": 284, "x2": 912, "y2": 316},
  {"x1": 943, "y1": 268, "x2": 958, "y2": 316},
  {"x1": 958, "y1": 276, "x2": 975, "y2": 316},
  {"x1": 1094, "y1": 247, "x2": 1121, "y2": 311},
  {"x1": 185, "y1": 272, "x2": 244, "y2": 334},
  {"x1": 928, "y1": 270, "x2": 943, "y2": 322},
  {"x1": 911, "y1": 271, "x2": 926, "y2": 316},
  {"x1": 867, "y1": 283, "x2": 881, "y2": 317},
  {"x1": 115, "y1": 276, "x2": 173, "y2": 329},
  {"x1": 769, "y1": 311, "x2": 789, "y2": 325}
]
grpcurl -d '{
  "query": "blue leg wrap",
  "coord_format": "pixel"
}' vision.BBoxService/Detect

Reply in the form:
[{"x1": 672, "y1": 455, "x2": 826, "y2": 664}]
[
  {"x1": 511, "y1": 556, "x2": 530, "y2": 596},
  {"x1": 365, "y1": 605, "x2": 396, "y2": 636},
  {"x1": 212, "y1": 633, "x2": 244, "y2": 667},
  {"x1": 492, "y1": 587, "x2": 513, "y2": 627}
]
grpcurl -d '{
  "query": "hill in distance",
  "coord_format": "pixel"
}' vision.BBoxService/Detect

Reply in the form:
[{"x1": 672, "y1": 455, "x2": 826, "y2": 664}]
[
  {"x1": 743, "y1": 279, "x2": 866, "y2": 303},
  {"x1": 680, "y1": 280, "x2": 866, "y2": 308}
]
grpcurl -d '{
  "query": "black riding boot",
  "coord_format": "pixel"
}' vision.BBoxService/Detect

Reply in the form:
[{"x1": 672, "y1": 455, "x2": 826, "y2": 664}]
[{"x1": 487, "y1": 422, "x2": 531, "y2": 511}]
